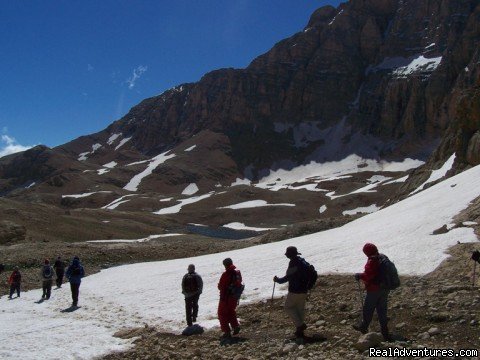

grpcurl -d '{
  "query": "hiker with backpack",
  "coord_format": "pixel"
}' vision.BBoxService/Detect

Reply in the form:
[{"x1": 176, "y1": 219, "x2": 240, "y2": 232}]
[
  {"x1": 182, "y1": 264, "x2": 203, "y2": 327},
  {"x1": 66, "y1": 256, "x2": 85, "y2": 307},
  {"x1": 217, "y1": 258, "x2": 243, "y2": 339},
  {"x1": 40, "y1": 259, "x2": 54, "y2": 300},
  {"x1": 353, "y1": 243, "x2": 399, "y2": 341},
  {"x1": 273, "y1": 246, "x2": 317, "y2": 340},
  {"x1": 54, "y1": 256, "x2": 66, "y2": 288},
  {"x1": 8, "y1": 266, "x2": 21, "y2": 299}
]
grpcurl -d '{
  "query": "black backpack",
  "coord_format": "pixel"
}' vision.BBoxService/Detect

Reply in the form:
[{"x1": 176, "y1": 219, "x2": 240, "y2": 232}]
[
  {"x1": 377, "y1": 254, "x2": 400, "y2": 290},
  {"x1": 72, "y1": 266, "x2": 81, "y2": 276},
  {"x1": 43, "y1": 266, "x2": 53, "y2": 279},
  {"x1": 228, "y1": 270, "x2": 245, "y2": 301},
  {"x1": 184, "y1": 274, "x2": 200, "y2": 293},
  {"x1": 298, "y1": 257, "x2": 318, "y2": 291}
]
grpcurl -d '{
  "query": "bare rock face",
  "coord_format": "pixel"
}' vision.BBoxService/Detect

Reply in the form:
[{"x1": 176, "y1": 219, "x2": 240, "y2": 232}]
[{"x1": 1, "y1": 0, "x2": 479, "y2": 199}]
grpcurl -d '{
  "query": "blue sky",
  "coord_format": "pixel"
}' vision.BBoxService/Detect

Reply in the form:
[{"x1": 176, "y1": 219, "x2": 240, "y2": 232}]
[{"x1": 0, "y1": 0, "x2": 342, "y2": 156}]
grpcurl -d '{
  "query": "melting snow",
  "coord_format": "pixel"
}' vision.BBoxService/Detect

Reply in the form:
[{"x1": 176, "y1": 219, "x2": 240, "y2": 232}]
[
  {"x1": 103, "y1": 161, "x2": 117, "y2": 169},
  {"x1": 0, "y1": 166, "x2": 480, "y2": 360},
  {"x1": 182, "y1": 183, "x2": 199, "y2": 196},
  {"x1": 256, "y1": 155, "x2": 422, "y2": 192},
  {"x1": 62, "y1": 191, "x2": 111, "y2": 199},
  {"x1": 2, "y1": 164, "x2": 480, "y2": 359},
  {"x1": 102, "y1": 194, "x2": 137, "y2": 210},
  {"x1": 393, "y1": 55, "x2": 442, "y2": 77},
  {"x1": 87, "y1": 234, "x2": 184, "y2": 243},
  {"x1": 231, "y1": 178, "x2": 252, "y2": 187},
  {"x1": 342, "y1": 204, "x2": 380, "y2": 216},
  {"x1": 411, "y1": 153, "x2": 456, "y2": 194},
  {"x1": 107, "y1": 133, "x2": 122, "y2": 145},
  {"x1": 219, "y1": 200, "x2": 296, "y2": 210},
  {"x1": 319, "y1": 205, "x2": 327, "y2": 213},
  {"x1": 115, "y1": 137, "x2": 132, "y2": 151},
  {"x1": 154, "y1": 192, "x2": 214, "y2": 215},
  {"x1": 124, "y1": 151, "x2": 176, "y2": 192},
  {"x1": 184, "y1": 145, "x2": 196, "y2": 152},
  {"x1": 328, "y1": 9, "x2": 344, "y2": 25},
  {"x1": 222, "y1": 223, "x2": 276, "y2": 231}
]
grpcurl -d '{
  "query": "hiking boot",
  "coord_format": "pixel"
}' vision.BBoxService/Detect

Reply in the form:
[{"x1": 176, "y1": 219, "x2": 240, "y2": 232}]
[
  {"x1": 192, "y1": 317, "x2": 197, "y2": 323},
  {"x1": 220, "y1": 332, "x2": 232, "y2": 339},
  {"x1": 232, "y1": 326, "x2": 240, "y2": 335},
  {"x1": 352, "y1": 324, "x2": 368, "y2": 334}
]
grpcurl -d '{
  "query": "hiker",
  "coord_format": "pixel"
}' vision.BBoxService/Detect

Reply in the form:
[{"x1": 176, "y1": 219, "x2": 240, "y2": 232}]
[
  {"x1": 353, "y1": 243, "x2": 392, "y2": 341},
  {"x1": 8, "y1": 266, "x2": 21, "y2": 299},
  {"x1": 66, "y1": 256, "x2": 85, "y2": 307},
  {"x1": 54, "y1": 256, "x2": 66, "y2": 288},
  {"x1": 40, "y1": 259, "x2": 54, "y2": 300},
  {"x1": 182, "y1": 264, "x2": 203, "y2": 327},
  {"x1": 472, "y1": 250, "x2": 480, "y2": 264},
  {"x1": 273, "y1": 246, "x2": 313, "y2": 339},
  {"x1": 217, "y1": 258, "x2": 242, "y2": 339}
]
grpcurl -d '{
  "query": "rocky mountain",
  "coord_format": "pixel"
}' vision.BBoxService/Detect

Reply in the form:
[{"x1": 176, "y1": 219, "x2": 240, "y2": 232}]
[{"x1": 0, "y1": 0, "x2": 479, "y2": 242}]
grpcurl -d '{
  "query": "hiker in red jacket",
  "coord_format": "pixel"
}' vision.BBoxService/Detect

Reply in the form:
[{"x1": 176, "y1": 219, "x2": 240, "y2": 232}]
[
  {"x1": 353, "y1": 243, "x2": 391, "y2": 341},
  {"x1": 8, "y1": 267, "x2": 21, "y2": 299},
  {"x1": 217, "y1": 258, "x2": 241, "y2": 339}
]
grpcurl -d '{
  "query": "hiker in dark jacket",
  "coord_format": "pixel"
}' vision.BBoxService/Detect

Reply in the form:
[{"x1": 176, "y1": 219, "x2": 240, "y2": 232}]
[
  {"x1": 8, "y1": 267, "x2": 21, "y2": 299},
  {"x1": 274, "y1": 246, "x2": 309, "y2": 339},
  {"x1": 217, "y1": 258, "x2": 242, "y2": 339},
  {"x1": 53, "y1": 256, "x2": 66, "y2": 288},
  {"x1": 40, "y1": 259, "x2": 54, "y2": 300},
  {"x1": 353, "y1": 243, "x2": 391, "y2": 340},
  {"x1": 66, "y1": 256, "x2": 85, "y2": 307},
  {"x1": 181, "y1": 264, "x2": 203, "y2": 327}
]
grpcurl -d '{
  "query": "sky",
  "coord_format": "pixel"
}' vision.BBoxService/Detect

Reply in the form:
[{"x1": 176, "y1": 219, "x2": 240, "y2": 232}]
[
  {"x1": 0, "y1": 0, "x2": 342, "y2": 157},
  {"x1": 1, "y1": 160, "x2": 479, "y2": 359}
]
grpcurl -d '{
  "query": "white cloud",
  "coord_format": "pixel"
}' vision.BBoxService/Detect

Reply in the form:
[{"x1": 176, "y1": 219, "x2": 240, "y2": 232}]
[
  {"x1": 0, "y1": 135, "x2": 33, "y2": 158},
  {"x1": 126, "y1": 65, "x2": 148, "y2": 89}
]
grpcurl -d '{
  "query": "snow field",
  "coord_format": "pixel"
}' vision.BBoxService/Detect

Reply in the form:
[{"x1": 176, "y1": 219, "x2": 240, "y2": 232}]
[{"x1": 1, "y1": 164, "x2": 480, "y2": 359}]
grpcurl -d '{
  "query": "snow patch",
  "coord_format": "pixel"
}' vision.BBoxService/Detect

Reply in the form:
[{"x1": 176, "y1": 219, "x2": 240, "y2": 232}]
[
  {"x1": 319, "y1": 205, "x2": 327, "y2": 213},
  {"x1": 222, "y1": 222, "x2": 276, "y2": 231},
  {"x1": 154, "y1": 192, "x2": 214, "y2": 215},
  {"x1": 124, "y1": 151, "x2": 176, "y2": 192},
  {"x1": 411, "y1": 153, "x2": 456, "y2": 194},
  {"x1": 87, "y1": 234, "x2": 183, "y2": 243},
  {"x1": 62, "y1": 191, "x2": 111, "y2": 199},
  {"x1": 393, "y1": 55, "x2": 442, "y2": 77},
  {"x1": 342, "y1": 204, "x2": 380, "y2": 216},
  {"x1": 219, "y1": 200, "x2": 295, "y2": 210},
  {"x1": 184, "y1": 145, "x2": 196, "y2": 152},
  {"x1": 102, "y1": 194, "x2": 137, "y2": 210},
  {"x1": 182, "y1": 183, "x2": 199, "y2": 196},
  {"x1": 103, "y1": 161, "x2": 117, "y2": 169},
  {"x1": 107, "y1": 133, "x2": 122, "y2": 145},
  {"x1": 230, "y1": 178, "x2": 252, "y2": 187},
  {"x1": 115, "y1": 137, "x2": 132, "y2": 151}
]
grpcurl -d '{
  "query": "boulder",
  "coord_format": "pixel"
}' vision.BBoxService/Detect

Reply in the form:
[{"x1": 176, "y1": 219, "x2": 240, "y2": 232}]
[{"x1": 354, "y1": 332, "x2": 383, "y2": 352}]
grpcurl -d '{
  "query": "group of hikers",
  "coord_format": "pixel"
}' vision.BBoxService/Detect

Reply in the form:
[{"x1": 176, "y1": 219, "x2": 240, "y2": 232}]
[
  {"x1": 2, "y1": 242, "x2": 477, "y2": 344},
  {"x1": 182, "y1": 243, "x2": 400, "y2": 342},
  {"x1": 1, "y1": 256, "x2": 85, "y2": 307}
]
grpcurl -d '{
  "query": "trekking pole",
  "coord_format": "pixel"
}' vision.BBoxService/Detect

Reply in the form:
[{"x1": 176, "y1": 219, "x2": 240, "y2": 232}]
[{"x1": 271, "y1": 281, "x2": 276, "y2": 303}]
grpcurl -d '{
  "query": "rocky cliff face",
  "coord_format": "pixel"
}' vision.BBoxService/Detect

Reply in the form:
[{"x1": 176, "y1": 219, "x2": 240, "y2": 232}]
[{"x1": 1, "y1": 0, "x2": 479, "y2": 197}]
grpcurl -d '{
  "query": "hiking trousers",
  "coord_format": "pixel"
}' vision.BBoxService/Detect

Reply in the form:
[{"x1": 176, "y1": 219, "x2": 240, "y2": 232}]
[
  {"x1": 42, "y1": 279, "x2": 53, "y2": 299},
  {"x1": 185, "y1": 294, "x2": 200, "y2": 326},
  {"x1": 284, "y1": 292, "x2": 308, "y2": 327},
  {"x1": 70, "y1": 283, "x2": 80, "y2": 306},
  {"x1": 9, "y1": 283, "x2": 20, "y2": 298},
  {"x1": 218, "y1": 297, "x2": 239, "y2": 333},
  {"x1": 361, "y1": 289, "x2": 389, "y2": 336},
  {"x1": 56, "y1": 270, "x2": 64, "y2": 288}
]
